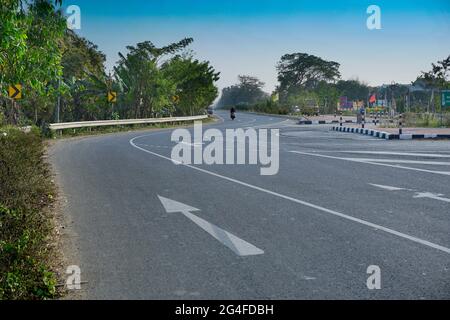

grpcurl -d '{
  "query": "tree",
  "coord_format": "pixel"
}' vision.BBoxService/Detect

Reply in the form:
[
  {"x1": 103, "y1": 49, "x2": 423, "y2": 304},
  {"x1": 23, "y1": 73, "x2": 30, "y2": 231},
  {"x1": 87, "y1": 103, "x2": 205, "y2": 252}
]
[
  {"x1": 335, "y1": 79, "x2": 370, "y2": 102},
  {"x1": 61, "y1": 30, "x2": 106, "y2": 81},
  {"x1": 416, "y1": 55, "x2": 450, "y2": 112},
  {"x1": 162, "y1": 55, "x2": 220, "y2": 116},
  {"x1": 57, "y1": 30, "x2": 111, "y2": 121},
  {"x1": 316, "y1": 81, "x2": 340, "y2": 114},
  {"x1": 114, "y1": 39, "x2": 194, "y2": 118},
  {"x1": 0, "y1": 2, "x2": 219, "y2": 124},
  {"x1": 276, "y1": 53, "x2": 341, "y2": 100},
  {"x1": 0, "y1": 0, "x2": 66, "y2": 124},
  {"x1": 113, "y1": 38, "x2": 219, "y2": 118},
  {"x1": 217, "y1": 75, "x2": 268, "y2": 108}
]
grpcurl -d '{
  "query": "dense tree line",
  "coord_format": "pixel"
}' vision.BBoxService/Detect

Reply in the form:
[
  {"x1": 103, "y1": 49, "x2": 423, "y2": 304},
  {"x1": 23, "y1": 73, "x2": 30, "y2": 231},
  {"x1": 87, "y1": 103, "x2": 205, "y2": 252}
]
[
  {"x1": 218, "y1": 52, "x2": 450, "y2": 115},
  {"x1": 219, "y1": 53, "x2": 345, "y2": 114},
  {"x1": 0, "y1": 0, "x2": 220, "y2": 128},
  {"x1": 216, "y1": 75, "x2": 268, "y2": 109}
]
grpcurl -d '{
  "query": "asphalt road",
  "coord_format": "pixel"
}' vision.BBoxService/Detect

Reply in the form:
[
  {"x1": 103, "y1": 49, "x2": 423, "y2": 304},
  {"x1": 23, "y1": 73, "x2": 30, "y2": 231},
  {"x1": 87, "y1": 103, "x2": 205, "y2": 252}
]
[{"x1": 50, "y1": 111, "x2": 450, "y2": 299}]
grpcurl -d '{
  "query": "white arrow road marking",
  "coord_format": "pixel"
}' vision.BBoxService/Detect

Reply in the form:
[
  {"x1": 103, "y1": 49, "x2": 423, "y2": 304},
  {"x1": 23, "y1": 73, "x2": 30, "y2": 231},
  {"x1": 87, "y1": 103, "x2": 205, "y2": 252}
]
[
  {"x1": 369, "y1": 184, "x2": 407, "y2": 191},
  {"x1": 413, "y1": 192, "x2": 450, "y2": 203},
  {"x1": 289, "y1": 151, "x2": 450, "y2": 176},
  {"x1": 157, "y1": 196, "x2": 264, "y2": 257},
  {"x1": 158, "y1": 195, "x2": 200, "y2": 213},
  {"x1": 130, "y1": 137, "x2": 450, "y2": 255},
  {"x1": 369, "y1": 184, "x2": 450, "y2": 204}
]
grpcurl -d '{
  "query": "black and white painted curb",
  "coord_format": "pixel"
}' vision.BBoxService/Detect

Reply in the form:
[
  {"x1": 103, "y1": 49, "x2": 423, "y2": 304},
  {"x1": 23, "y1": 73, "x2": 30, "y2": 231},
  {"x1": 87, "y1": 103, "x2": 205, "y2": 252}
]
[
  {"x1": 299, "y1": 119, "x2": 356, "y2": 125},
  {"x1": 332, "y1": 126, "x2": 450, "y2": 140}
]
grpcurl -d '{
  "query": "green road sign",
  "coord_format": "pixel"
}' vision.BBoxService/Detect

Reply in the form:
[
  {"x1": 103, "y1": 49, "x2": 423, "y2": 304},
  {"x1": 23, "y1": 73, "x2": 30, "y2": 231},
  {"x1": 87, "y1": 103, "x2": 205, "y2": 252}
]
[{"x1": 442, "y1": 90, "x2": 450, "y2": 108}]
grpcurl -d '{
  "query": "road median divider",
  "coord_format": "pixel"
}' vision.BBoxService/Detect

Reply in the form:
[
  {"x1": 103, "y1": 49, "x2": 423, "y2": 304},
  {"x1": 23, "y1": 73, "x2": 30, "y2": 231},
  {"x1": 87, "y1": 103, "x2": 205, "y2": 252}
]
[{"x1": 332, "y1": 126, "x2": 450, "y2": 140}]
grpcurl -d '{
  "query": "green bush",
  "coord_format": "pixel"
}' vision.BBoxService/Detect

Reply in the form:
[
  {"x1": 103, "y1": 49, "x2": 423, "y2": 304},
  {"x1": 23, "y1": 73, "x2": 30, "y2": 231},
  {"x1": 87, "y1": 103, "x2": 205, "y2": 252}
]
[
  {"x1": 0, "y1": 127, "x2": 57, "y2": 300},
  {"x1": 235, "y1": 100, "x2": 290, "y2": 115},
  {"x1": 299, "y1": 106, "x2": 318, "y2": 116},
  {"x1": 342, "y1": 110, "x2": 356, "y2": 116}
]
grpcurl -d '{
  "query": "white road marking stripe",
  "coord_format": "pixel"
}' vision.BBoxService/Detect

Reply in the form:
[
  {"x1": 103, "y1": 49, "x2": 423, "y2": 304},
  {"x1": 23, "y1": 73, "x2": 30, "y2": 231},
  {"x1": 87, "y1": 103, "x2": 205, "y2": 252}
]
[
  {"x1": 289, "y1": 151, "x2": 450, "y2": 176},
  {"x1": 181, "y1": 142, "x2": 204, "y2": 147},
  {"x1": 336, "y1": 151, "x2": 450, "y2": 158},
  {"x1": 369, "y1": 184, "x2": 406, "y2": 191},
  {"x1": 340, "y1": 158, "x2": 450, "y2": 166},
  {"x1": 246, "y1": 119, "x2": 291, "y2": 129},
  {"x1": 130, "y1": 136, "x2": 450, "y2": 255}
]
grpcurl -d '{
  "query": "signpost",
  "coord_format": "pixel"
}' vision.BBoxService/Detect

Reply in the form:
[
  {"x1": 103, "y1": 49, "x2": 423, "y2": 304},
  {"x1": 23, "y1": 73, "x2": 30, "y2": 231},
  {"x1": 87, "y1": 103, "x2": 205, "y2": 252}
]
[
  {"x1": 108, "y1": 91, "x2": 117, "y2": 119},
  {"x1": 7, "y1": 84, "x2": 22, "y2": 124},
  {"x1": 107, "y1": 91, "x2": 117, "y2": 103},
  {"x1": 8, "y1": 84, "x2": 22, "y2": 100}
]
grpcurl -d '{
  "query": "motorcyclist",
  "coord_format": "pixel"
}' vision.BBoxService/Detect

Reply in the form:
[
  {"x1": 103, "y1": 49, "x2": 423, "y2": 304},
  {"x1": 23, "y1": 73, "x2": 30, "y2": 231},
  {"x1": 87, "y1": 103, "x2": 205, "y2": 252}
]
[{"x1": 230, "y1": 107, "x2": 236, "y2": 120}]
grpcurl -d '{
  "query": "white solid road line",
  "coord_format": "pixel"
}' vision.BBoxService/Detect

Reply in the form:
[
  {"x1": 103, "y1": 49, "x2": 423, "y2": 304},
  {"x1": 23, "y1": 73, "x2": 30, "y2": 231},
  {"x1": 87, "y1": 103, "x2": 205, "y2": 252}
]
[
  {"x1": 337, "y1": 151, "x2": 450, "y2": 158},
  {"x1": 369, "y1": 184, "x2": 407, "y2": 191},
  {"x1": 130, "y1": 135, "x2": 450, "y2": 255},
  {"x1": 157, "y1": 196, "x2": 264, "y2": 256},
  {"x1": 339, "y1": 158, "x2": 450, "y2": 166},
  {"x1": 289, "y1": 151, "x2": 450, "y2": 176},
  {"x1": 246, "y1": 119, "x2": 291, "y2": 129}
]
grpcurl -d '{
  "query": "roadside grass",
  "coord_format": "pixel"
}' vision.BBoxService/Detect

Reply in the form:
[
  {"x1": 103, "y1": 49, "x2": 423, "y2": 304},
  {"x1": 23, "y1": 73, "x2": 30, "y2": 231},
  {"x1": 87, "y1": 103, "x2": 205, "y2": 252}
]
[
  {"x1": 0, "y1": 116, "x2": 217, "y2": 299},
  {"x1": 0, "y1": 126, "x2": 58, "y2": 300},
  {"x1": 404, "y1": 113, "x2": 450, "y2": 128},
  {"x1": 378, "y1": 113, "x2": 450, "y2": 128}
]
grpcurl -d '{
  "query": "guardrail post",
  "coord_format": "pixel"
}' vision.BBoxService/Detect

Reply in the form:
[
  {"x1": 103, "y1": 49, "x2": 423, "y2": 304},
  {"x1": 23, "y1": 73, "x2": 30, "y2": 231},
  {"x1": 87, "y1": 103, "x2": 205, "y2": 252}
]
[{"x1": 362, "y1": 110, "x2": 365, "y2": 129}]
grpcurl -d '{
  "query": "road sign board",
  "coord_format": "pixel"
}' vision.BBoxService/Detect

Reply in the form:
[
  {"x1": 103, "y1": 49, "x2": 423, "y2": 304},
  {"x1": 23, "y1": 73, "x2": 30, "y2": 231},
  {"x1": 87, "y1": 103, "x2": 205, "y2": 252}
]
[
  {"x1": 172, "y1": 95, "x2": 180, "y2": 104},
  {"x1": 442, "y1": 90, "x2": 450, "y2": 108},
  {"x1": 108, "y1": 91, "x2": 117, "y2": 103},
  {"x1": 8, "y1": 84, "x2": 22, "y2": 99}
]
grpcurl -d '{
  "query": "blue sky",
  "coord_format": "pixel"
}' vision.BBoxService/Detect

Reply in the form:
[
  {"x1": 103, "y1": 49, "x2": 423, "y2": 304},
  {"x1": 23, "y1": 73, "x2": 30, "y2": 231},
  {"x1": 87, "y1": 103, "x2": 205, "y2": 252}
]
[{"x1": 64, "y1": 0, "x2": 450, "y2": 92}]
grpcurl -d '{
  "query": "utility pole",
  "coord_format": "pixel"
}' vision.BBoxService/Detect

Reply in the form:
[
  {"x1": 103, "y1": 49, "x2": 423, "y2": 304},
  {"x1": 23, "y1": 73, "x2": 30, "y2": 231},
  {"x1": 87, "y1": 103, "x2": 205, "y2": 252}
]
[
  {"x1": 56, "y1": 77, "x2": 61, "y2": 123},
  {"x1": 406, "y1": 87, "x2": 410, "y2": 113}
]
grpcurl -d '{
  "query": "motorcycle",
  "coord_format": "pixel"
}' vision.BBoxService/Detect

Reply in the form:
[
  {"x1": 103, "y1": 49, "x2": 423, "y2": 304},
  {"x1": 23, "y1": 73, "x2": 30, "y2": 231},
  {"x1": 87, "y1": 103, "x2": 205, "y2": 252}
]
[{"x1": 230, "y1": 112, "x2": 236, "y2": 120}]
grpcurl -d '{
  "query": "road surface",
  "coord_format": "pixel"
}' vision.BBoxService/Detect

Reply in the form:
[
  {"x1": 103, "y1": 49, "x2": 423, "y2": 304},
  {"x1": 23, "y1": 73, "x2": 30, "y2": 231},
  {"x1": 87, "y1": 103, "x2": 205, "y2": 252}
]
[{"x1": 50, "y1": 111, "x2": 450, "y2": 299}]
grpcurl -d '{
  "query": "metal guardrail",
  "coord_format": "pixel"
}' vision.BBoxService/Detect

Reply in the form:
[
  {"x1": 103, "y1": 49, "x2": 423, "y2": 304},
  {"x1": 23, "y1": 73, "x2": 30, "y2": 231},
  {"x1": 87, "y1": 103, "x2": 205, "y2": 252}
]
[{"x1": 49, "y1": 115, "x2": 209, "y2": 131}]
